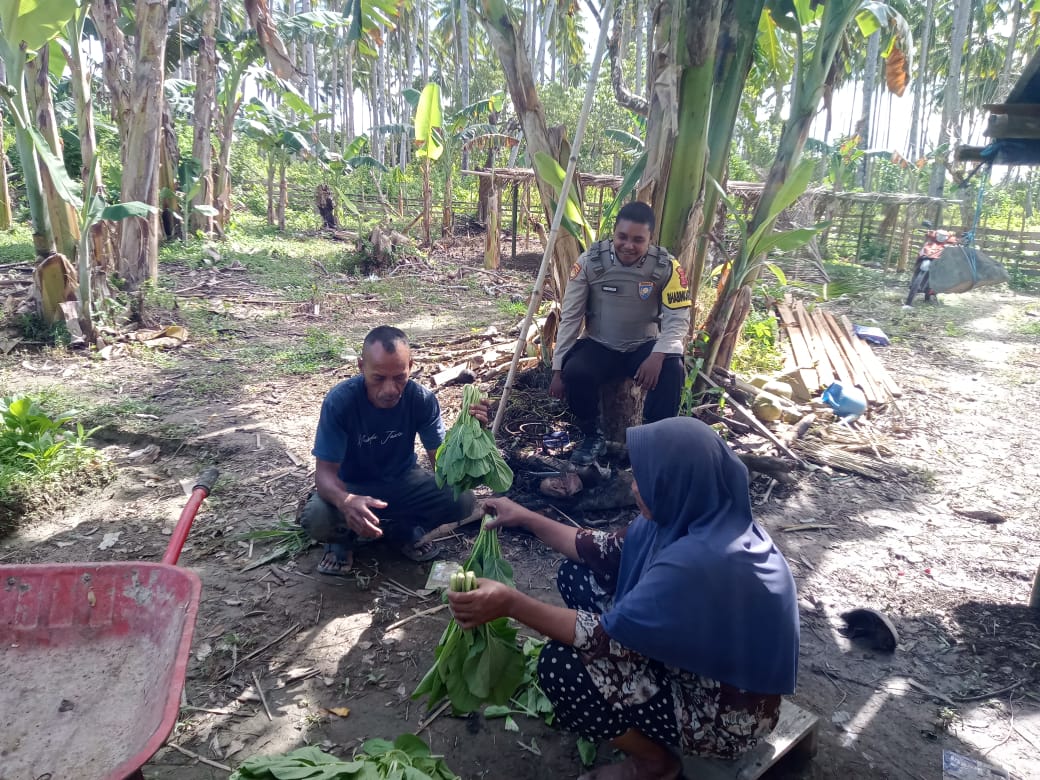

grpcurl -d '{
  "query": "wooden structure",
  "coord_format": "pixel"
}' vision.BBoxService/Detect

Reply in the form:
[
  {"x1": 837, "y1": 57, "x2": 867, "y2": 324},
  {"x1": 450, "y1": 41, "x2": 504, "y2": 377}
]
[
  {"x1": 959, "y1": 48, "x2": 1040, "y2": 166},
  {"x1": 682, "y1": 699, "x2": 819, "y2": 779}
]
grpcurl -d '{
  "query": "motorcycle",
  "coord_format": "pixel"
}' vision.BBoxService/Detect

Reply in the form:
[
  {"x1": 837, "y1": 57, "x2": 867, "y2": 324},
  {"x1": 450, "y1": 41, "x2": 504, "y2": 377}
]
[{"x1": 904, "y1": 221, "x2": 958, "y2": 307}]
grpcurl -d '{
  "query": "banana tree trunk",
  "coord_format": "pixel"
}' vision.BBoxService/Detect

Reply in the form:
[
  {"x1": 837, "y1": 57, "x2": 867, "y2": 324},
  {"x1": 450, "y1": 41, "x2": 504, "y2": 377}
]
[
  {"x1": 215, "y1": 57, "x2": 249, "y2": 232},
  {"x1": 688, "y1": 0, "x2": 767, "y2": 313},
  {"x1": 278, "y1": 153, "x2": 288, "y2": 232},
  {"x1": 476, "y1": 0, "x2": 582, "y2": 297},
  {"x1": 0, "y1": 50, "x2": 54, "y2": 258},
  {"x1": 266, "y1": 152, "x2": 276, "y2": 226},
  {"x1": 94, "y1": 0, "x2": 169, "y2": 290},
  {"x1": 0, "y1": 102, "x2": 11, "y2": 230},
  {"x1": 159, "y1": 100, "x2": 181, "y2": 239},
  {"x1": 189, "y1": 0, "x2": 220, "y2": 235},
  {"x1": 645, "y1": 0, "x2": 723, "y2": 260},
  {"x1": 421, "y1": 156, "x2": 432, "y2": 246},
  {"x1": 25, "y1": 46, "x2": 80, "y2": 262}
]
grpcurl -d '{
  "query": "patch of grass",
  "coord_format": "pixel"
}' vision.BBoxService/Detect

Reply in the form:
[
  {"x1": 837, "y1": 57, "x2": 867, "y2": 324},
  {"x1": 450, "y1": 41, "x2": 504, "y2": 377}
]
[
  {"x1": 1013, "y1": 312, "x2": 1040, "y2": 337},
  {"x1": 271, "y1": 328, "x2": 352, "y2": 375},
  {"x1": 497, "y1": 298, "x2": 527, "y2": 318},
  {"x1": 0, "y1": 225, "x2": 35, "y2": 265},
  {"x1": 14, "y1": 313, "x2": 72, "y2": 347}
]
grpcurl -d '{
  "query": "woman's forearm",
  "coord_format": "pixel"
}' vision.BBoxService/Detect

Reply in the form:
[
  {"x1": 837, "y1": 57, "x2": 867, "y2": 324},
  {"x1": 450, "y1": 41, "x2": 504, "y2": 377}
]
[
  {"x1": 507, "y1": 589, "x2": 577, "y2": 645},
  {"x1": 524, "y1": 511, "x2": 580, "y2": 561}
]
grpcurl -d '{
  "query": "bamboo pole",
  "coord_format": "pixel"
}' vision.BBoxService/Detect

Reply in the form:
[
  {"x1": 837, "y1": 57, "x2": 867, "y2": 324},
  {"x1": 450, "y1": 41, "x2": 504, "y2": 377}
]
[{"x1": 491, "y1": 0, "x2": 615, "y2": 436}]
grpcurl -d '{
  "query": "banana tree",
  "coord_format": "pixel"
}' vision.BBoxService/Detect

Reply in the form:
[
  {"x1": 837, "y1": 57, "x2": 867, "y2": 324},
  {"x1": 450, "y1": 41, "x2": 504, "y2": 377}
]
[
  {"x1": 0, "y1": 0, "x2": 79, "y2": 258},
  {"x1": 413, "y1": 82, "x2": 443, "y2": 247},
  {"x1": 701, "y1": 0, "x2": 912, "y2": 375},
  {"x1": 474, "y1": 0, "x2": 584, "y2": 297},
  {"x1": 240, "y1": 95, "x2": 328, "y2": 231}
]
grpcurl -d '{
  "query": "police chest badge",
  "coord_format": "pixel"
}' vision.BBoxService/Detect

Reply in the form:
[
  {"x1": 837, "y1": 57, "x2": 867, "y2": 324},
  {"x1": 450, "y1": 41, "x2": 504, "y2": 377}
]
[{"x1": 638, "y1": 281, "x2": 654, "y2": 300}]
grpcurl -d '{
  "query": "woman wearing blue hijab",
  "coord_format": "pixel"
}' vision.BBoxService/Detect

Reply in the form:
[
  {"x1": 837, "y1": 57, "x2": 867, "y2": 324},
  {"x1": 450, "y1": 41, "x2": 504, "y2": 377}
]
[{"x1": 448, "y1": 417, "x2": 799, "y2": 779}]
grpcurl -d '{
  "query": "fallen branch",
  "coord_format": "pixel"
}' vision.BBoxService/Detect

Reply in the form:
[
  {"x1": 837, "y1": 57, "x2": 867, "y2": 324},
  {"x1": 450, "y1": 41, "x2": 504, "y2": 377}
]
[
  {"x1": 217, "y1": 623, "x2": 300, "y2": 680},
  {"x1": 252, "y1": 671, "x2": 274, "y2": 721},
  {"x1": 384, "y1": 603, "x2": 448, "y2": 632},
  {"x1": 166, "y1": 743, "x2": 232, "y2": 771},
  {"x1": 414, "y1": 700, "x2": 451, "y2": 734}
]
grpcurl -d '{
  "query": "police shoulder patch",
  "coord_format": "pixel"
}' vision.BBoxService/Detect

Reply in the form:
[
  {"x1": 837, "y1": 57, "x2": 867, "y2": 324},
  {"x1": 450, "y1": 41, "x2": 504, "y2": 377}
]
[
  {"x1": 662, "y1": 259, "x2": 692, "y2": 309},
  {"x1": 569, "y1": 261, "x2": 582, "y2": 280}
]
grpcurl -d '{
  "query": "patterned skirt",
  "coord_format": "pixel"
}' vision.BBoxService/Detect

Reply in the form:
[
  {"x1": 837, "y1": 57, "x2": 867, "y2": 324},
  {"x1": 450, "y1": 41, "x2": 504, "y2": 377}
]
[{"x1": 537, "y1": 560, "x2": 781, "y2": 758}]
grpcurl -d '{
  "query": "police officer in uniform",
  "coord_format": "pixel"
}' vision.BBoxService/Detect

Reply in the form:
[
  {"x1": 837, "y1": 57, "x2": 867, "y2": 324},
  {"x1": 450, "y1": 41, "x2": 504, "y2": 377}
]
[{"x1": 551, "y1": 201, "x2": 691, "y2": 465}]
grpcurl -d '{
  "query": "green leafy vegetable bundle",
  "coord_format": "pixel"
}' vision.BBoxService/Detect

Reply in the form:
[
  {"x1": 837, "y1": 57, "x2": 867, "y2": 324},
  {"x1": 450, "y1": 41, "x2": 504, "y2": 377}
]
[
  {"x1": 434, "y1": 384, "x2": 512, "y2": 497},
  {"x1": 412, "y1": 516, "x2": 525, "y2": 713},
  {"x1": 229, "y1": 735, "x2": 458, "y2": 780}
]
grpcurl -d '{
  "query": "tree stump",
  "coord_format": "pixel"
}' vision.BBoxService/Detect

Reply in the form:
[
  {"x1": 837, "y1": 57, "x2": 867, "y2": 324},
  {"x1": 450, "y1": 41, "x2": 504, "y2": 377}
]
[{"x1": 599, "y1": 377, "x2": 644, "y2": 446}]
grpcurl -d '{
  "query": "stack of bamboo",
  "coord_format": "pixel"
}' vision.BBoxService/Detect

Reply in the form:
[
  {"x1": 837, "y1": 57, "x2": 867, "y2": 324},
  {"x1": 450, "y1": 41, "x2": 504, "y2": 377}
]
[{"x1": 774, "y1": 297, "x2": 902, "y2": 405}]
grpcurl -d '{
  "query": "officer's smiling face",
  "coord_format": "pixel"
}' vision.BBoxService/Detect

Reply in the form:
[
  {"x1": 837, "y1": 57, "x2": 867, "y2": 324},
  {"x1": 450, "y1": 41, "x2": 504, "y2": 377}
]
[{"x1": 612, "y1": 218, "x2": 651, "y2": 266}]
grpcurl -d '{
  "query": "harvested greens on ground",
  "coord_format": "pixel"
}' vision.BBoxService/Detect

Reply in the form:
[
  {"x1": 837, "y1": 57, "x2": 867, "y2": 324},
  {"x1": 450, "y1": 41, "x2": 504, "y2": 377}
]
[
  {"x1": 434, "y1": 384, "x2": 512, "y2": 497},
  {"x1": 228, "y1": 736, "x2": 458, "y2": 780},
  {"x1": 412, "y1": 515, "x2": 525, "y2": 713}
]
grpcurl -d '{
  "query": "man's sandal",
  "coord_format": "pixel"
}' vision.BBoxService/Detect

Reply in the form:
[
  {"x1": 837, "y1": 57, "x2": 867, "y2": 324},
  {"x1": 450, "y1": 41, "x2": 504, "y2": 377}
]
[
  {"x1": 399, "y1": 537, "x2": 440, "y2": 563},
  {"x1": 316, "y1": 543, "x2": 354, "y2": 576}
]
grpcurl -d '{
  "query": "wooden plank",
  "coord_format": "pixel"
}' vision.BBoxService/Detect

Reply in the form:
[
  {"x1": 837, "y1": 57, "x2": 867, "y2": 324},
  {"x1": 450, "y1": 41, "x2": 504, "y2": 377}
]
[
  {"x1": 682, "y1": 699, "x2": 819, "y2": 780},
  {"x1": 775, "y1": 302, "x2": 820, "y2": 393},
  {"x1": 839, "y1": 315, "x2": 904, "y2": 399},
  {"x1": 820, "y1": 311, "x2": 884, "y2": 404},
  {"x1": 792, "y1": 300, "x2": 835, "y2": 387},
  {"x1": 808, "y1": 307, "x2": 856, "y2": 389}
]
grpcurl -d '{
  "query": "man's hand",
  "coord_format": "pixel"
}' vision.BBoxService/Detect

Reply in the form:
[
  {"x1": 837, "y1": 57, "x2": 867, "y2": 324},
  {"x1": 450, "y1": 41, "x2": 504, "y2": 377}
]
[
  {"x1": 339, "y1": 494, "x2": 387, "y2": 539},
  {"x1": 468, "y1": 399, "x2": 491, "y2": 426},
  {"x1": 447, "y1": 578, "x2": 515, "y2": 630},
  {"x1": 549, "y1": 371, "x2": 566, "y2": 399},
  {"x1": 634, "y1": 351, "x2": 665, "y2": 391}
]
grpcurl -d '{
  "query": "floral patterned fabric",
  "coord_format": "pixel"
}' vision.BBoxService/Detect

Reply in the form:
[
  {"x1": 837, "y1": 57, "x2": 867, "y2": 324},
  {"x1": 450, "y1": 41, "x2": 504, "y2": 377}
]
[{"x1": 537, "y1": 529, "x2": 781, "y2": 758}]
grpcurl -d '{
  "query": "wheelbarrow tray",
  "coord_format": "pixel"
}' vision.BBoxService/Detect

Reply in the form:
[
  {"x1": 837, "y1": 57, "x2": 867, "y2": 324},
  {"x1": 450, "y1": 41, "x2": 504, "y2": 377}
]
[{"x1": 1, "y1": 561, "x2": 202, "y2": 780}]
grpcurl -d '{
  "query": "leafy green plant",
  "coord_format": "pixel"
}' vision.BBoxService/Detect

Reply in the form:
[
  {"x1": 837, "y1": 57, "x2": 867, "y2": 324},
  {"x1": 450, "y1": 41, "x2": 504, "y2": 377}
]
[
  {"x1": 434, "y1": 385, "x2": 513, "y2": 497},
  {"x1": 230, "y1": 736, "x2": 458, "y2": 780},
  {"x1": 482, "y1": 637, "x2": 555, "y2": 731},
  {"x1": 730, "y1": 308, "x2": 784, "y2": 376},
  {"x1": 412, "y1": 515, "x2": 525, "y2": 714}
]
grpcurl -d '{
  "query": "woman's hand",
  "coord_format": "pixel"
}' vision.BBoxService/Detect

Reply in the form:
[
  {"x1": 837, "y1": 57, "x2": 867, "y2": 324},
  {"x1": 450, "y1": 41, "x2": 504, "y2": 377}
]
[
  {"x1": 468, "y1": 400, "x2": 492, "y2": 426},
  {"x1": 482, "y1": 497, "x2": 532, "y2": 530},
  {"x1": 447, "y1": 578, "x2": 515, "y2": 630}
]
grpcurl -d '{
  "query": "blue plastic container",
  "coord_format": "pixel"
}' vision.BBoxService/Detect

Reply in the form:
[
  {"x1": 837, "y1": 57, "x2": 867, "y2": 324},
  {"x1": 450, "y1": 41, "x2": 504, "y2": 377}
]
[{"x1": 821, "y1": 381, "x2": 867, "y2": 419}]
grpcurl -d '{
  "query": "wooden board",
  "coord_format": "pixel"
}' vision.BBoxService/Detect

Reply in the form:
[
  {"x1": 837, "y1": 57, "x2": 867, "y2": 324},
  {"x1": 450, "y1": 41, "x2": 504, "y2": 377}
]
[
  {"x1": 808, "y1": 306, "x2": 856, "y2": 389},
  {"x1": 792, "y1": 300, "x2": 836, "y2": 387},
  {"x1": 839, "y1": 315, "x2": 904, "y2": 399},
  {"x1": 775, "y1": 302, "x2": 820, "y2": 393},
  {"x1": 682, "y1": 699, "x2": 819, "y2": 780},
  {"x1": 820, "y1": 310, "x2": 885, "y2": 404}
]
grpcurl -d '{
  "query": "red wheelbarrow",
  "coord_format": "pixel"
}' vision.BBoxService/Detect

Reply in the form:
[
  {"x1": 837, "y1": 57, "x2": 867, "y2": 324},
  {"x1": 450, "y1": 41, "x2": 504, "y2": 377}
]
[{"x1": 0, "y1": 467, "x2": 218, "y2": 780}]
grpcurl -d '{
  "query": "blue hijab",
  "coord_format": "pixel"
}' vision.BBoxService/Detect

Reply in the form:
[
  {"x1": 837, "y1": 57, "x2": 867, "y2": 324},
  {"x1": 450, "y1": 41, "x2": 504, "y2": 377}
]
[{"x1": 600, "y1": 417, "x2": 799, "y2": 695}]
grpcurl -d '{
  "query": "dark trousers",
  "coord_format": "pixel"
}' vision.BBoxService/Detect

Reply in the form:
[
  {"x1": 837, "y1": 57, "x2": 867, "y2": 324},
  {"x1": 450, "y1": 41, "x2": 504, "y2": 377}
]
[
  {"x1": 300, "y1": 466, "x2": 475, "y2": 551},
  {"x1": 561, "y1": 339, "x2": 684, "y2": 429}
]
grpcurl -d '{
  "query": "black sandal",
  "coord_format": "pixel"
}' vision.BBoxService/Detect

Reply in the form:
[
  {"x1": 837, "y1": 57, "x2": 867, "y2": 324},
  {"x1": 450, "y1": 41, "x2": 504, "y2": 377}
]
[{"x1": 316, "y1": 543, "x2": 354, "y2": 576}]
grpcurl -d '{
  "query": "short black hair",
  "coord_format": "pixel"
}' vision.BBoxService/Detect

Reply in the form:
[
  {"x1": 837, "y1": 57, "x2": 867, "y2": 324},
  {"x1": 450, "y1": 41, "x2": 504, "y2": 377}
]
[
  {"x1": 616, "y1": 201, "x2": 655, "y2": 232},
  {"x1": 363, "y1": 326, "x2": 409, "y2": 354}
]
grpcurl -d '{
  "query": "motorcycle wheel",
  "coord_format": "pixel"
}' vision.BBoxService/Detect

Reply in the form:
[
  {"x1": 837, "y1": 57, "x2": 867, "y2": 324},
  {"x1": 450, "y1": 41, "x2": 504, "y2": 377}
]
[{"x1": 906, "y1": 268, "x2": 929, "y2": 306}]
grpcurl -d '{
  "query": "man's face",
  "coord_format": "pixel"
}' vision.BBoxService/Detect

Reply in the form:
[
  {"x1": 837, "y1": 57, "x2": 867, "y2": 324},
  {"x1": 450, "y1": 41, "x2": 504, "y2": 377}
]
[
  {"x1": 612, "y1": 218, "x2": 651, "y2": 266},
  {"x1": 359, "y1": 341, "x2": 412, "y2": 409}
]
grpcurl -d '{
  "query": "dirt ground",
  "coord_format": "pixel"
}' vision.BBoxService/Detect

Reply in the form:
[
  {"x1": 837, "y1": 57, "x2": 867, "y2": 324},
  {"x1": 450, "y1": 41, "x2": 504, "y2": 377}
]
[{"x1": 1, "y1": 241, "x2": 1038, "y2": 780}]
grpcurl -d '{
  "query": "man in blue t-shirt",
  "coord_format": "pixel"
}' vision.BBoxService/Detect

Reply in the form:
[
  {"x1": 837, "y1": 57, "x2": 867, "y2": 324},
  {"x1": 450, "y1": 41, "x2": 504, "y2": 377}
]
[{"x1": 301, "y1": 326, "x2": 486, "y2": 575}]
